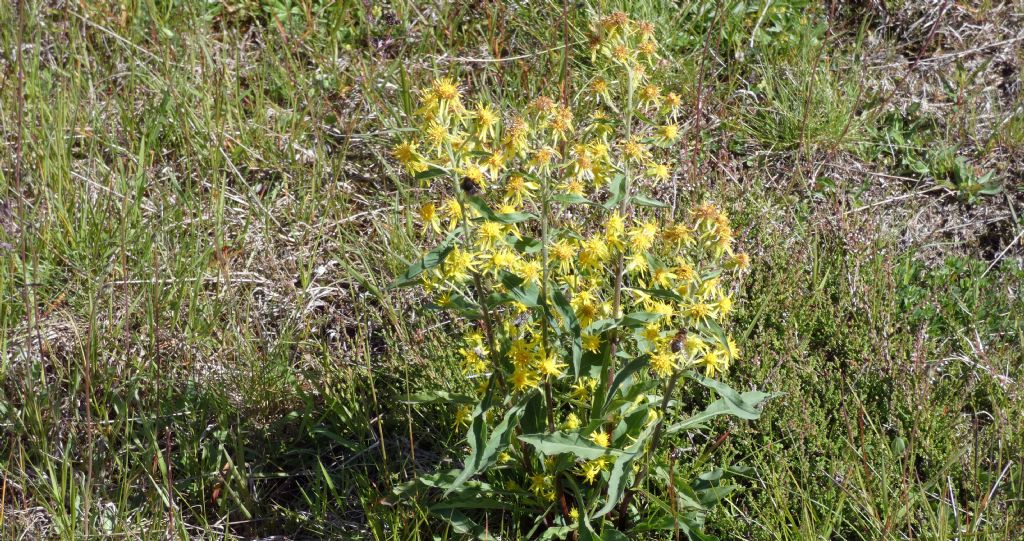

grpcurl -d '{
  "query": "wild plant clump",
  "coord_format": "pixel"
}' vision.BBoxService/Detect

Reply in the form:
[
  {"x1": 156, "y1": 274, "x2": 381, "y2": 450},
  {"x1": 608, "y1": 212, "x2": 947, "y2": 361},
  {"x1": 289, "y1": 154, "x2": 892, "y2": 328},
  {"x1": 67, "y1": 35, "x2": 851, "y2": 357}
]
[{"x1": 391, "y1": 12, "x2": 765, "y2": 537}]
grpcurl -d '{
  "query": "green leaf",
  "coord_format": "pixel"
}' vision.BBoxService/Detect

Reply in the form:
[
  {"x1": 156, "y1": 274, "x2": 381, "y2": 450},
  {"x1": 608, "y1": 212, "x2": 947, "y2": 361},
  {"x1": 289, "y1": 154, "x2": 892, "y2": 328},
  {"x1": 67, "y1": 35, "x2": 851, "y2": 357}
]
[
  {"x1": 467, "y1": 196, "x2": 536, "y2": 224},
  {"x1": 433, "y1": 509, "x2": 489, "y2": 538},
  {"x1": 634, "y1": 287, "x2": 684, "y2": 302},
  {"x1": 665, "y1": 374, "x2": 770, "y2": 434},
  {"x1": 603, "y1": 173, "x2": 627, "y2": 210},
  {"x1": 699, "y1": 318, "x2": 730, "y2": 350},
  {"x1": 447, "y1": 399, "x2": 525, "y2": 495},
  {"x1": 601, "y1": 356, "x2": 650, "y2": 415},
  {"x1": 401, "y1": 391, "x2": 476, "y2": 405},
  {"x1": 414, "y1": 165, "x2": 450, "y2": 181},
  {"x1": 538, "y1": 526, "x2": 575, "y2": 540},
  {"x1": 512, "y1": 236, "x2": 544, "y2": 253},
  {"x1": 518, "y1": 431, "x2": 627, "y2": 460},
  {"x1": 632, "y1": 194, "x2": 669, "y2": 208},
  {"x1": 550, "y1": 286, "x2": 582, "y2": 376},
  {"x1": 388, "y1": 242, "x2": 454, "y2": 289},
  {"x1": 445, "y1": 373, "x2": 499, "y2": 493},
  {"x1": 552, "y1": 193, "x2": 593, "y2": 205},
  {"x1": 494, "y1": 272, "x2": 542, "y2": 307},
  {"x1": 619, "y1": 311, "x2": 662, "y2": 328},
  {"x1": 594, "y1": 415, "x2": 658, "y2": 518}
]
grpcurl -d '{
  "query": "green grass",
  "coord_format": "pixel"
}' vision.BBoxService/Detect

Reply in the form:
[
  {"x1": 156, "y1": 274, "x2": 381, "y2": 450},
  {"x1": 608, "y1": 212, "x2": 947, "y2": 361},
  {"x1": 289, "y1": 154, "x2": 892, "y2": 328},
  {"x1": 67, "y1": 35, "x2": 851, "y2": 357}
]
[{"x1": 2, "y1": 1, "x2": 1022, "y2": 539}]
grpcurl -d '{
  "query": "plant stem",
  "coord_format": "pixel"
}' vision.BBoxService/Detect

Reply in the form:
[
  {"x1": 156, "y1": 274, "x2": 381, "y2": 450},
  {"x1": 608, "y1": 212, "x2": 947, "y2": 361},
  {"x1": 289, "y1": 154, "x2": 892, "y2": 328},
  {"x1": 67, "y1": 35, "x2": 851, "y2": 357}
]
[
  {"x1": 607, "y1": 68, "x2": 635, "y2": 389},
  {"x1": 616, "y1": 369, "x2": 681, "y2": 527}
]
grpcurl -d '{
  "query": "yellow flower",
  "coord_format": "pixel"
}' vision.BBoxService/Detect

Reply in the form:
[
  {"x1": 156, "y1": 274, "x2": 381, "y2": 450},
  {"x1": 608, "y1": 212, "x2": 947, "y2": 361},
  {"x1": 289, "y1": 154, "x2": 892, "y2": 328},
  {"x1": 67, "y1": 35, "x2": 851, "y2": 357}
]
[
  {"x1": 650, "y1": 266, "x2": 677, "y2": 289},
  {"x1": 461, "y1": 163, "x2": 486, "y2": 190},
  {"x1": 684, "y1": 335, "x2": 706, "y2": 358},
  {"x1": 474, "y1": 103, "x2": 498, "y2": 139},
  {"x1": 476, "y1": 221, "x2": 505, "y2": 250},
  {"x1": 484, "y1": 150, "x2": 506, "y2": 179},
  {"x1": 578, "y1": 457, "x2": 609, "y2": 484},
  {"x1": 717, "y1": 293, "x2": 734, "y2": 317},
  {"x1": 638, "y1": 40, "x2": 657, "y2": 58},
  {"x1": 625, "y1": 252, "x2": 649, "y2": 275},
  {"x1": 620, "y1": 136, "x2": 650, "y2": 163},
  {"x1": 604, "y1": 211, "x2": 626, "y2": 250},
  {"x1": 511, "y1": 366, "x2": 540, "y2": 391},
  {"x1": 498, "y1": 451, "x2": 513, "y2": 464},
  {"x1": 441, "y1": 197, "x2": 462, "y2": 230},
  {"x1": 393, "y1": 140, "x2": 427, "y2": 174},
  {"x1": 549, "y1": 239, "x2": 577, "y2": 274},
  {"x1": 516, "y1": 259, "x2": 543, "y2": 285},
  {"x1": 655, "y1": 123, "x2": 679, "y2": 145},
  {"x1": 503, "y1": 116, "x2": 530, "y2": 155},
  {"x1": 642, "y1": 323, "x2": 661, "y2": 344},
  {"x1": 418, "y1": 202, "x2": 441, "y2": 234},
  {"x1": 727, "y1": 252, "x2": 751, "y2": 271},
  {"x1": 562, "y1": 179, "x2": 586, "y2": 197},
  {"x1": 702, "y1": 349, "x2": 729, "y2": 378},
  {"x1": 686, "y1": 302, "x2": 714, "y2": 325},
  {"x1": 529, "y1": 473, "x2": 551, "y2": 496},
  {"x1": 443, "y1": 246, "x2": 477, "y2": 282},
  {"x1": 650, "y1": 350, "x2": 676, "y2": 377},
  {"x1": 647, "y1": 162, "x2": 671, "y2": 183},
  {"x1": 674, "y1": 258, "x2": 697, "y2": 282},
  {"x1": 663, "y1": 91, "x2": 682, "y2": 113},
  {"x1": 579, "y1": 236, "x2": 610, "y2": 269},
  {"x1": 725, "y1": 335, "x2": 741, "y2": 361},
  {"x1": 482, "y1": 248, "x2": 517, "y2": 276},
  {"x1": 628, "y1": 221, "x2": 659, "y2": 253},
  {"x1": 529, "y1": 95, "x2": 556, "y2": 115},
  {"x1": 460, "y1": 344, "x2": 488, "y2": 373},
  {"x1": 431, "y1": 77, "x2": 460, "y2": 101},
  {"x1": 590, "y1": 430, "x2": 610, "y2": 448},
  {"x1": 611, "y1": 43, "x2": 631, "y2": 63},
  {"x1": 569, "y1": 507, "x2": 579, "y2": 521},
  {"x1": 639, "y1": 84, "x2": 660, "y2": 106},
  {"x1": 504, "y1": 174, "x2": 538, "y2": 205},
  {"x1": 563, "y1": 412, "x2": 581, "y2": 430},
  {"x1": 528, "y1": 146, "x2": 559, "y2": 172},
  {"x1": 582, "y1": 333, "x2": 601, "y2": 353},
  {"x1": 538, "y1": 354, "x2": 566, "y2": 378},
  {"x1": 454, "y1": 404, "x2": 472, "y2": 428},
  {"x1": 424, "y1": 121, "x2": 451, "y2": 155},
  {"x1": 663, "y1": 223, "x2": 694, "y2": 247},
  {"x1": 550, "y1": 104, "x2": 574, "y2": 139},
  {"x1": 571, "y1": 377, "x2": 597, "y2": 401},
  {"x1": 691, "y1": 202, "x2": 721, "y2": 225}
]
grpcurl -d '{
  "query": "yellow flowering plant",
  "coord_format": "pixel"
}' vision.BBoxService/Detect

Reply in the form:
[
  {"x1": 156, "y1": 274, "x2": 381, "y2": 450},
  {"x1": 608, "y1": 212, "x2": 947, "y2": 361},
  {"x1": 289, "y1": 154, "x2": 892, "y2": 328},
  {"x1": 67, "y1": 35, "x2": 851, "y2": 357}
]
[{"x1": 391, "y1": 13, "x2": 767, "y2": 538}]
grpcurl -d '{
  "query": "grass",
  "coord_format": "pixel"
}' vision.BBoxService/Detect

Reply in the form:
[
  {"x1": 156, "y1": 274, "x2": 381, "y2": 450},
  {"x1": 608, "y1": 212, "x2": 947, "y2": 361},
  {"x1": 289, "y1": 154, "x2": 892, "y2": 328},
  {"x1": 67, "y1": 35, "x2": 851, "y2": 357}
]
[{"x1": 1, "y1": 0, "x2": 1022, "y2": 539}]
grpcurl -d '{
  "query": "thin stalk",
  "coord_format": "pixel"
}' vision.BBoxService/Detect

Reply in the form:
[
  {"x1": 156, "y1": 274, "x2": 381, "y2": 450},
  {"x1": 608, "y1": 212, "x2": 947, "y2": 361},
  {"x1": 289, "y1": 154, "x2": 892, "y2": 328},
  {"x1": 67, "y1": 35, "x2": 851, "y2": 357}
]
[
  {"x1": 607, "y1": 68, "x2": 636, "y2": 388},
  {"x1": 446, "y1": 142, "x2": 506, "y2": 391},
  {"x1": 541, "y1": 182, "x2": 555, "y2": 432},
  {"x1": 616, "y1": 369, "x2": 681, "y2": 527}
]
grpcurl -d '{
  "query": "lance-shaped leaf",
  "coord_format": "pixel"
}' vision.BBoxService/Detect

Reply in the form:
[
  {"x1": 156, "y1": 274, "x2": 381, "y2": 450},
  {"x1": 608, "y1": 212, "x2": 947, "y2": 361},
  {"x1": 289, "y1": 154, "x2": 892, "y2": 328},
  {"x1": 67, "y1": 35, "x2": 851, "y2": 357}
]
[
  {"x1": 414, "y1": 165, "x2": 451, "y2": 182},
  {"x1": 600, "y1": 356, "x2": 650, "y2": 416},
  {"x1": 603, "y1": 173, "x2": 627, "y2": 210},
  {"x1": 619, "y1": 311, "x2": 662, "y2": 328},
  {"x1": 594, "y1": 410, "x2": 659, "y2": 518},
  {"x1": 389, "y1": 243, "x2": 453, "y2": 289},
  {"x1": 388, "y1": 228, "x2": 463, "y2": 289},
  {"x1": 401, "y1": 391, "x2": 477, "y2": 405},
  {"x1": 467, "y1": 196, "x2": 536, "y2": 224},
  {"x1": 632, "y1": 194, "x2": 669, "y2": 208},
  {"x1": 550, "y1": 285, "x2": 582, "y2": 377},
  {"x1": 518, "y1": 431, "x2": 628, "y2": 460},
  {"x1": 446, "y1": 399, "x2": 525, "y2": 494},
  {"x1": 665, "y1": 373, "x2": 771, "y2": 435}
]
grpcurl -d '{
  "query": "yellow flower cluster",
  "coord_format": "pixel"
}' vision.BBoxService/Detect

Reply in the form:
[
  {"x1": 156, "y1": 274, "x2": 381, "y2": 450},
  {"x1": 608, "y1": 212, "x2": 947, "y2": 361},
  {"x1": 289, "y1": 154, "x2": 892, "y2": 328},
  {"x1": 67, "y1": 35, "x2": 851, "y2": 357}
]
[{"x1": 393, "y1": 12, "x2": 750, "y2": 494}]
